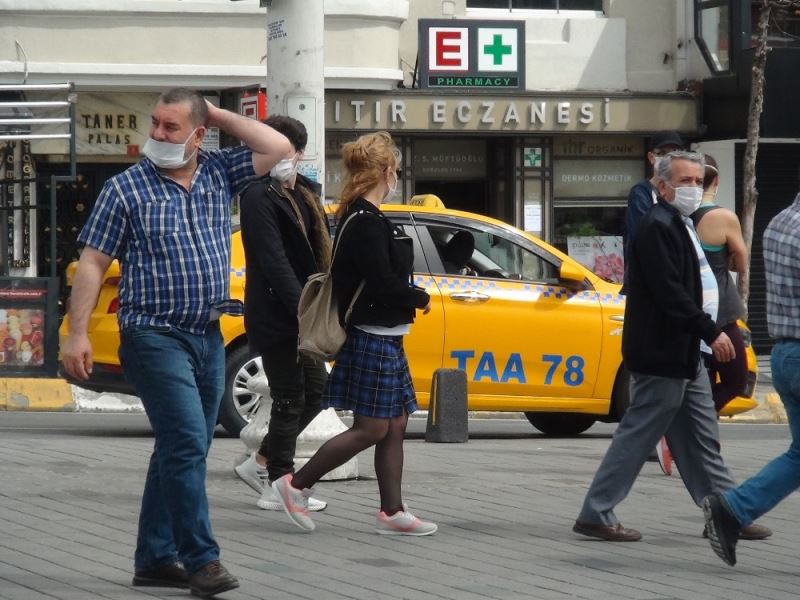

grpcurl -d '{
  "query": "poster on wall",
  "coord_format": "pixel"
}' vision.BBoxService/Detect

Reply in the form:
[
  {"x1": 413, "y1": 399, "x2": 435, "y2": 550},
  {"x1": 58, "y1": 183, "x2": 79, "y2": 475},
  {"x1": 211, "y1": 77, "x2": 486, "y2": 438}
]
[
  {"x1": 567, "y1": 236, "x2": 624, "y2": 283},
  {"x1": 0, "y1": 278, "x2": 59, "y2": 377}
]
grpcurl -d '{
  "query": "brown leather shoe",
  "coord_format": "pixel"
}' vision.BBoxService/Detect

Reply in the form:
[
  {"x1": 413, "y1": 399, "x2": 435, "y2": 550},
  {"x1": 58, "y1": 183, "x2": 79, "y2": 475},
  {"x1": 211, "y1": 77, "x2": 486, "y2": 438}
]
[
  {"x1": 573, "y1": 520, "x2": 642, "y2": 541},
  {"x1": 188, "y1": 560, "x2": 239, "y2": 598},
  {"x1": 132, "y1": 562, "x2": 188, "y2": 588},
  {"x1": 703, "y1": 522, "x2": 772, "y2": 540}
]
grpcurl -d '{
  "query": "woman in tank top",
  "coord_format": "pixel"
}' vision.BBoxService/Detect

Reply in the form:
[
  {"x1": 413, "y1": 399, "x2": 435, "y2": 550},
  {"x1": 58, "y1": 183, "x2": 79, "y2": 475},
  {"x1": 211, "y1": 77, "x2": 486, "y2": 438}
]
[{"x1": 691, "y1": 155, "x2": 749, "y2": 412}]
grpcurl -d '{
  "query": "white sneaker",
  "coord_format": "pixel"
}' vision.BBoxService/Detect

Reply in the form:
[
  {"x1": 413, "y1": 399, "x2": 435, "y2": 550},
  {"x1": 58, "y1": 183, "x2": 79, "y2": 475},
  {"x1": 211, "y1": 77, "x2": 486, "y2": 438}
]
[
  {"x1": 375, "y1": 504, "x2": 437, "y2": 536},
  {"x1": 272, "y1": 474, "x2": 315, "y2": 532},
  {"x1": 234, "y1": 453, "x2": 268, "y2": 493},
  {"x1": 258, "y1": 484, "x2": 328, "y2": 512}
]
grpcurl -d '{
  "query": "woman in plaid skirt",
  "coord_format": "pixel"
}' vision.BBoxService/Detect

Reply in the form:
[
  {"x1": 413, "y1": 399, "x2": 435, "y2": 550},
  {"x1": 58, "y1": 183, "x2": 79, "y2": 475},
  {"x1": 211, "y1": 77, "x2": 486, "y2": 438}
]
[{"x1": 273, "y1": 131, "x2": 437, "y2": 536}]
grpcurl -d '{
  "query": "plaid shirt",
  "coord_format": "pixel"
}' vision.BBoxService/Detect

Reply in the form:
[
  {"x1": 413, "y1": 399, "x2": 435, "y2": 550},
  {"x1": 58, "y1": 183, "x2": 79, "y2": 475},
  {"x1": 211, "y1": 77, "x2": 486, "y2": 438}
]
[
  {"x1": 78, "y1": 146, "x2": 255, "y2": 334},
  {"x1": 763, "y1": 193, "x2": 800, "y2": 340}
]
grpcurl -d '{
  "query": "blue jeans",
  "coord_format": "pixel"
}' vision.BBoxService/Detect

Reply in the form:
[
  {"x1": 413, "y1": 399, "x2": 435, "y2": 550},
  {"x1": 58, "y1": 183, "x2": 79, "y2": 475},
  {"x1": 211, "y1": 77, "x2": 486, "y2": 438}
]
[
  {"x1": 119, "y1": 323, "x2": 224, "y2": 574},
  {"x1": 723, "y1": 339, "x2": 800, "y2": 526}
]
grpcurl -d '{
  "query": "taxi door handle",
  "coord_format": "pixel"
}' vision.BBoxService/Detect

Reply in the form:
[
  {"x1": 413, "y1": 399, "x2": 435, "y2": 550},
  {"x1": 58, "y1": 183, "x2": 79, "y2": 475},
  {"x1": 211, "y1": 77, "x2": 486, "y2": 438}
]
[{"x1": 450, "y1": 291, "x2": 490, "y2": 303}]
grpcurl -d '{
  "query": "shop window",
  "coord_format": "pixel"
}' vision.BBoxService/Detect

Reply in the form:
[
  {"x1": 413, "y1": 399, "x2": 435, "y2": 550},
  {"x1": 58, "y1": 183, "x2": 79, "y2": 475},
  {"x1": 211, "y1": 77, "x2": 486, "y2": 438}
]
[
  {"x1": 467, "y1": 0, "x2": 602, "y2": 11},
  {"x1": 550, "y1": 135, "x2": 642, "y2": 283},
  {"x1": 553, "y1": 205, "x2": 625, "y2": 283},
  {"x1": 696, "y1": 0, "x2": 732, "y2": 72}
]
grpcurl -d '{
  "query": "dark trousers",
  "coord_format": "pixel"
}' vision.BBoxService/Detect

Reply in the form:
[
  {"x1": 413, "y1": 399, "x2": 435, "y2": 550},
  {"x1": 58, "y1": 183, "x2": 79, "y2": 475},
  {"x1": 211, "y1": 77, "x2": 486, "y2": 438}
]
[{"x1": 258, "y1": 339, "x2": 327, "y2": 482}]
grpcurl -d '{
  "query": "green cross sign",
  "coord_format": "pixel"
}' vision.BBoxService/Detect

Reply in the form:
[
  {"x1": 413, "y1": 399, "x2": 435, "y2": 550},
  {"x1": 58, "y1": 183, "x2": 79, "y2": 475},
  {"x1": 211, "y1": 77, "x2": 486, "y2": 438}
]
[
  {"x1": 524, "y1": 147, "x2": 542, "y2": 168},
  {"x1": 483, "y1": 34, "x2": 512, "y2": 65}
]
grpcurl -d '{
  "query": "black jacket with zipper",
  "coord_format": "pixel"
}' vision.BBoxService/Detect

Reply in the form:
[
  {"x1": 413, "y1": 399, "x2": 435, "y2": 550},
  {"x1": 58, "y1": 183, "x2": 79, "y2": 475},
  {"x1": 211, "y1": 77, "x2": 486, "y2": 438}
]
[
  {"x1": 622, "y1": 199, "x2": 721, "y2": 379},
  {"x1": 332, "y1": 197, "x2": 429, "y2": 328},
  {"x1": 239, "y1": 174, "x2": 331, "y2": 353}
]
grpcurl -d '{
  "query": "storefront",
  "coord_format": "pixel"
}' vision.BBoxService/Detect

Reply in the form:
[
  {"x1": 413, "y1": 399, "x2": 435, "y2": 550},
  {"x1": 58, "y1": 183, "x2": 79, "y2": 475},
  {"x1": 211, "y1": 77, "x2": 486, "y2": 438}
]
[
  {"x1": 26, "y1": 89, "x2": 258, "y2": 300},
  {"x1": 325, "y1": 91, "x2": 699, "y2": 282}
]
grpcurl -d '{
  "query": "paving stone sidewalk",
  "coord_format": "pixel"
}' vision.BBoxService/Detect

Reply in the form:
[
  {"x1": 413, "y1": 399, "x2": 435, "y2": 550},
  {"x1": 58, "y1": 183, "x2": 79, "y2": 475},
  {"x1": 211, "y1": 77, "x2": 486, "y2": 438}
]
[{"x1": 0, "y1": 414, "x2": 796, "y2": 600}]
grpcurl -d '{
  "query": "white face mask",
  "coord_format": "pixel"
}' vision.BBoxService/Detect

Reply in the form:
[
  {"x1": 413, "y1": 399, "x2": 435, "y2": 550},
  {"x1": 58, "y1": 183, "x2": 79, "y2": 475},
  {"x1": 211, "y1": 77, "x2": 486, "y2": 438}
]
[
  {"x1": 143, "y1": 128, "x2": 198, "y2": 169},
  {"x1": 666, "y1": 183, "x2": 703, "y2": 217},
  {"x1": 384, "y1": 170, "x2": 399, "y2": 201},
  {"x1": 270, "y1": 157, "x2": 297, "y2": 182}
]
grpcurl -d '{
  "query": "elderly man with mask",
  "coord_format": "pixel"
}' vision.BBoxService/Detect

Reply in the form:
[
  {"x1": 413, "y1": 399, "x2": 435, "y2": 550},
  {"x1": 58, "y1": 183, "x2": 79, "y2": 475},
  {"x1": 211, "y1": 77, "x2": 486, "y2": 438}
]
[
  {"x1": 572, "y1": 151, "x2": 772, "y2": 543},
  {"x1": 62, "y1": 87, "x2": 291, "y2": 597}
]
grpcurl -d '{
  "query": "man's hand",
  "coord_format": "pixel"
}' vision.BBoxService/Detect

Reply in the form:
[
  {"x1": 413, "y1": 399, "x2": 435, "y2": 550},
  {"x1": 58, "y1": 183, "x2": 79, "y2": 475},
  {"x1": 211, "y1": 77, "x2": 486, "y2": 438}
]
[
  {"x1": 202, "y1": 100, "x2": 291, "y2": 177},
  {"x1": 62, "y1": 332, "x2": 94, "y2": 381},
  {"x1": 204, "y1": 99, "x2": 224, "y2": 129},
  {"x1": 422, "y1": 303, "x2": 431, "y2": 315},
  {"x1": 710, "y1": 331, "x2": 736, "y2": 363}
]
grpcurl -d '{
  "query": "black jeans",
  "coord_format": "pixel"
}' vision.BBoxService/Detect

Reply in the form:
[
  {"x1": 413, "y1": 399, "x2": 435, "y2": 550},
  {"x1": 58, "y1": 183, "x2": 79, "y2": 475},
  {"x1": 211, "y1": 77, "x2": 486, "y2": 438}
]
[{"x1": 258, "y1": 339, "x2": 327, "y2": 482}]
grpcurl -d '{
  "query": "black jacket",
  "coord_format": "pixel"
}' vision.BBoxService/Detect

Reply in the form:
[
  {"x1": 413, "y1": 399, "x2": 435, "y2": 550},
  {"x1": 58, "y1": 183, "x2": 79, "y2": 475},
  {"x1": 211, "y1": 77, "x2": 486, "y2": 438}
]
[
  {"x1": 240, "y1": 174, "x2": 331, "y2": 353},
  {"x1": 332, "y1": 198, "x2": 429, "y2": 327},
  {"x1": 622, "y1": 199, "x2": 721, "y2": 378}
]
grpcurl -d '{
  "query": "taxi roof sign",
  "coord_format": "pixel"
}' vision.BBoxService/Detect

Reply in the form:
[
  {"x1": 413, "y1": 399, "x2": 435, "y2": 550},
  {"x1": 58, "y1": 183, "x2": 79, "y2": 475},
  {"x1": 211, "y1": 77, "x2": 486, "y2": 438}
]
[{"x1": 409, "y1": 194, "x2": 446, "y2": 208}]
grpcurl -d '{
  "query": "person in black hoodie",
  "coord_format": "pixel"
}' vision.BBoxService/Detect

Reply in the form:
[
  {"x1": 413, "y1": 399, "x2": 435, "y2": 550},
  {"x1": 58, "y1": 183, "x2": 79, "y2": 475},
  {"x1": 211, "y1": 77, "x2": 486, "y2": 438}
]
[
  {"x1": 573, "y1": 151, "x2": 771, "y2": 542},
  {"x1": 236, "y1": 115, "x2": 331, "y2": 513},
  {"x1": 272, "y1": 131, "x2": 437, "y2": 536}
]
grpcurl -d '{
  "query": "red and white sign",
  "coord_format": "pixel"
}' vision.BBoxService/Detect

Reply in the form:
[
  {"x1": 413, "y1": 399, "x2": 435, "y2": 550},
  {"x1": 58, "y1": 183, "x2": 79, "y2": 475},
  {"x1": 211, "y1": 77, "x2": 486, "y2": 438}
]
[{"x1": 428, "y1": 27, "x2": 469, "y2": 72}]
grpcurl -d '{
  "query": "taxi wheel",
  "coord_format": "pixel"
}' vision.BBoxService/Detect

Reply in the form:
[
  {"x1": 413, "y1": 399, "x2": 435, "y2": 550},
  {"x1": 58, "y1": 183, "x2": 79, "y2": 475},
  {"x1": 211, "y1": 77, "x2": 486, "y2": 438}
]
[
  {"x1": 219, "y1": 345, "x2": 266, "y2": 436},
  {"x1": 524, "y1": 412, "x2": 596, "y2": 437}
]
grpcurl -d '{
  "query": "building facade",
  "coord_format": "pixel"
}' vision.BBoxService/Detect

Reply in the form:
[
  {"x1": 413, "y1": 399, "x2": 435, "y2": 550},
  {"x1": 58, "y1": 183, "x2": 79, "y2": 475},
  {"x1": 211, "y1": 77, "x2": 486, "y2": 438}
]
[{"x1": 1, "y1": 0, "x2": 737, "y2": 295}]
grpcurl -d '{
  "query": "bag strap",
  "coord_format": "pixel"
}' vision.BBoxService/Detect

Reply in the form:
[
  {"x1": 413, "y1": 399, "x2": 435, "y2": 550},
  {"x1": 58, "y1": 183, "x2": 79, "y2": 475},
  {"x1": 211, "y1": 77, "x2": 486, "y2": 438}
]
[{"x1": 330, "y1": 210, "x2": 366, "y2": 325}]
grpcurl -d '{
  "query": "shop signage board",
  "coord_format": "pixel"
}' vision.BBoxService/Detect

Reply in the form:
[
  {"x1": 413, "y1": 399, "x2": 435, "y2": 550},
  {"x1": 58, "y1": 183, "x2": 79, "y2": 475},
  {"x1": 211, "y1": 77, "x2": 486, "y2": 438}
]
[
  {"x1": 325, "y1": 93, "x2": 698, "y2": 134},
  {"x1": 413, "y1": 139, "x2": 487, "y2": 179},
  {"x1": 419, "y1": 19, "x2": 525, "y2": 90},
  {"x1": 0, "y1": 277, "x2": 59, "y2": 377}
]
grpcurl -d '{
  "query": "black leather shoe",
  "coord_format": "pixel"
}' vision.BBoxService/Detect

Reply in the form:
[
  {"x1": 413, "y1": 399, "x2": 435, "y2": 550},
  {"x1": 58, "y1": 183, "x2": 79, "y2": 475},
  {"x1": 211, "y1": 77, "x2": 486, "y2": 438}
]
[
  {"x1": 703, "y1": 522, "x2": 772, "y2": 540},
  {"x1": 703, "y1": 494, "x2": 740, "y2": 566},
  {"x1": 188, "y1": 560, "x2": 239, "y2": 598},
  {"x1": 132, "y1": 562, "x2": 189, "y2": 588},
  {"x1": 573, "y1": 520, "x2": 642, "y2": 541}
]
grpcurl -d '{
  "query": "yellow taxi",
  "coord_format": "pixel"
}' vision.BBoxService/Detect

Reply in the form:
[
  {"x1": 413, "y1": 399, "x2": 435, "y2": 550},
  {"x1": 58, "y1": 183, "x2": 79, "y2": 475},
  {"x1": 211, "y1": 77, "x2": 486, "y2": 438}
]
[{"x1": 60, "y1": 197, "x2": 758, "y2": 436}]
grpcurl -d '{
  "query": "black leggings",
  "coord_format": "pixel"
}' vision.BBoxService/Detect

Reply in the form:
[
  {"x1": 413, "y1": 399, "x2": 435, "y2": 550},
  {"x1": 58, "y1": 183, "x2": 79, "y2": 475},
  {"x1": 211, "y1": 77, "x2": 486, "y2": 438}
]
[{"x1": 292, "y1": 412, "x2": 409, "y2": 514}]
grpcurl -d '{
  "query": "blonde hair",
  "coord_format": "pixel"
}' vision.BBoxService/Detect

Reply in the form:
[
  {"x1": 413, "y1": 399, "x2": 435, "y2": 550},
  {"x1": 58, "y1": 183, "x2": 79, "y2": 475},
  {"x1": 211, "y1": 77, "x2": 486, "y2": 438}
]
[{"x1": 337, "y1": 131, "x2": 399, "y2": 219}]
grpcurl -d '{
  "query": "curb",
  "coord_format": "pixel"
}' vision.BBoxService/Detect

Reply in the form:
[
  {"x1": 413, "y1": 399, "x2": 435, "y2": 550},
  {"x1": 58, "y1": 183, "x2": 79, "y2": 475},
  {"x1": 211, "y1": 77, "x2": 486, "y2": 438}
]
[
  {"x1": 0, "y1": 378, "x2": 76, "y2": 412},
  {"x1": 725, "y1": 393, "x2": 787, "y2": 425}
]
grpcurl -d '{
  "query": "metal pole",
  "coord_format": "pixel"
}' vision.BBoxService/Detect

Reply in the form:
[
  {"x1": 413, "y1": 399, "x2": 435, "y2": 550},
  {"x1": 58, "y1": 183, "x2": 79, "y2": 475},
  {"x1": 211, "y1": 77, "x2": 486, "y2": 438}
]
[{"x1": 266, "y1": 0, "x2": 325, "y2": 192}]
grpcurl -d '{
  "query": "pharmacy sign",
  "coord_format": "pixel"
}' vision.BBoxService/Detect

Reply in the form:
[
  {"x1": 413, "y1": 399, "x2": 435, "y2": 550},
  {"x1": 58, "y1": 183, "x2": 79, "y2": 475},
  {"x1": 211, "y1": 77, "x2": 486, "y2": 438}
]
[{"x1": 419, "y1": 19, "x2": 525, "y2": 89}]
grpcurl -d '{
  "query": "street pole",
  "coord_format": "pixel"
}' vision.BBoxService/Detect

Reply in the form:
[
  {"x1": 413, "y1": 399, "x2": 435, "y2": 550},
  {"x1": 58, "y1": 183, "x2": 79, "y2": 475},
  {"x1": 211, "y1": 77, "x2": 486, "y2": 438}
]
[
  {"x1": 266, "y1": 0, "x2": 325, "y2": 192},
  {"x1": 257, "y1": 0, "x2": 357, "y2": 478}
]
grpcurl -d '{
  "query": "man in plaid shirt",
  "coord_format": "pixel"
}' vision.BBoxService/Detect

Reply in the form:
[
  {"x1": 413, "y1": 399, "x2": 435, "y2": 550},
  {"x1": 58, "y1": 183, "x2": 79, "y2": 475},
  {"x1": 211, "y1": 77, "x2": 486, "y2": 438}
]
[
  {"x1": 704, "y1": 191, "x2": 800, "y2": 566},
  {"x1": 62, "y1": 87, "x2": 290, "y2": 596}
]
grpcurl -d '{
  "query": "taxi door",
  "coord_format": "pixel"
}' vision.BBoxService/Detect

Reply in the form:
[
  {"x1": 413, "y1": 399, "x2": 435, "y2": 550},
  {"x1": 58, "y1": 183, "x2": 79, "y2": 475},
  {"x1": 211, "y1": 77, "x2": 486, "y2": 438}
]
[
  {"x1": 383, "y1": 214, "x2": 446, "y2": 409},
  {"x1": 414, "y1": 217, "x2": 604, "y2": 411}
]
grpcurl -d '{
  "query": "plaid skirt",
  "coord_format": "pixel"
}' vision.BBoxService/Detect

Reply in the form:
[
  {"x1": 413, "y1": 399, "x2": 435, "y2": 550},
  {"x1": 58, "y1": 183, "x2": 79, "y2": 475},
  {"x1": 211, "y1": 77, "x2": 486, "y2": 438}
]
[{"x1": 322, "y1": 328, "x2": 418, "y2": 418}]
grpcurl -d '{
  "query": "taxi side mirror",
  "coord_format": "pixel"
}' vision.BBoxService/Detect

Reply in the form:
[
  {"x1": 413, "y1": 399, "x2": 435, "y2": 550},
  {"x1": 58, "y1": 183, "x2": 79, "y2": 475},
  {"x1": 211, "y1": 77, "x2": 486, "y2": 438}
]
[{"x1": 559, "y1": 261, "x2": 586, "y2": 288}]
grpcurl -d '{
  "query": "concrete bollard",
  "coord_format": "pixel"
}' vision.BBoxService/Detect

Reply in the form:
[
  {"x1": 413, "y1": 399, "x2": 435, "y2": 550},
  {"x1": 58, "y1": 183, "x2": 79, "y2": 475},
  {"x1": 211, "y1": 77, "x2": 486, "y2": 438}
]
[{"x1": 425, "y1": 368, "x2": 468, "y2": 443}]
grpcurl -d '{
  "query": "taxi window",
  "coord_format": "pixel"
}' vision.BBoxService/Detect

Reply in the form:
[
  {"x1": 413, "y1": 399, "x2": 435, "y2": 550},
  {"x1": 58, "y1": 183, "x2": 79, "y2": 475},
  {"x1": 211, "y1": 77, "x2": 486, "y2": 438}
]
[{"x1": 426, "y1": 224, "x2": 557, "y2": 283}]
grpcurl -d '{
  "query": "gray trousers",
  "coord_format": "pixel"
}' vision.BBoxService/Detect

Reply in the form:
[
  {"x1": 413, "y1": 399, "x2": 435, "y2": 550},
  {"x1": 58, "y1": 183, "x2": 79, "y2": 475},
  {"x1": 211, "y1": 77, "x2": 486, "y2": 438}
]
[{"x1": 578, "y1": 358, "x2": 737, "y2": 526}]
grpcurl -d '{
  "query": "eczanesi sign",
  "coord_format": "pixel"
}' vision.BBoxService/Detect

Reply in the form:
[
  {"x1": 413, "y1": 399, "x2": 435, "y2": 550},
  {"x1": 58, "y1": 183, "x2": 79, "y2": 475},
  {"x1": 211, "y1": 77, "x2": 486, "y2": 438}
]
[{"x1": 325, "y1": 94, "x2": 698, "y2": 134}]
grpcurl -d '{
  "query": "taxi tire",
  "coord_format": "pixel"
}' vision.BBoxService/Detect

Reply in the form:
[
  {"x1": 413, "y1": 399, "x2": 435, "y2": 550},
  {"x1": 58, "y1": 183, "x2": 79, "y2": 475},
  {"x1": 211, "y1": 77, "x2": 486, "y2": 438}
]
[
  {"x1": 218, "y1": 344, "x2": 260, "y2": 437},
  {"x1": 524, "y1": 412, "x2": 596, "y2": 437}
]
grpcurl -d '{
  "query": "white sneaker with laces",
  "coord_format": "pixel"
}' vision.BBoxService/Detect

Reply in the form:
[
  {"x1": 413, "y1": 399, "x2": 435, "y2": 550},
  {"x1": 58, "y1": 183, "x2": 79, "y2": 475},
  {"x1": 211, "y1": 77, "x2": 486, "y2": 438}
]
[
  {"x1": 272, "y1": 474, "x2": 315, "y2": 531},
  {"x1": 376, "y1": 504, "x2": 437, "y2": 536},
  {"x1": 258, "y1": 484, "x2": 328, "y2": 512},
  {"x1": 234, "y1": 453, "x2": 268, "y2": 493}
]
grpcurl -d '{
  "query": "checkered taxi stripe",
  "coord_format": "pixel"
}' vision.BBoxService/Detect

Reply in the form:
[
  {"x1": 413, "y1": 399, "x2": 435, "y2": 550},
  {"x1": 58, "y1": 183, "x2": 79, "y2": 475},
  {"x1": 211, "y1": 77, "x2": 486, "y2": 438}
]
[
  {"x1": 230, "y1": 268, "x2": 624, "y2": 305},
  {"x1": 414, "y1": 275, "x2": 624, "y2": 305}
]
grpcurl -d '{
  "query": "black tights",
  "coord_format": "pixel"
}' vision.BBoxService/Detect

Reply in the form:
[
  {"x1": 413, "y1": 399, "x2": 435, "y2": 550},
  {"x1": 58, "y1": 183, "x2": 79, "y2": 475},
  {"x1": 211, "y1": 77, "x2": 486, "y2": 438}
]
[{"x1": 291, "y1": 412, "x2": 409, "y2": 514}]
